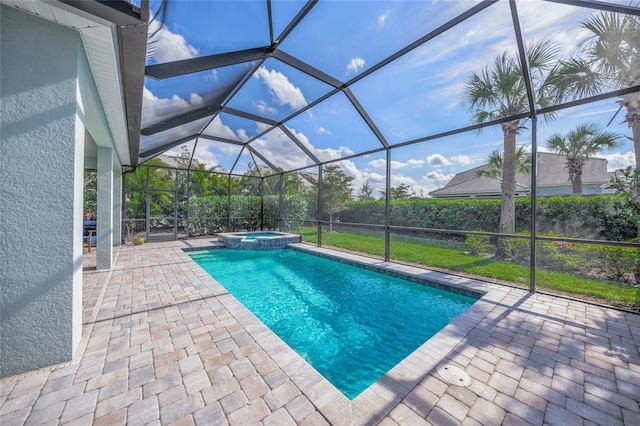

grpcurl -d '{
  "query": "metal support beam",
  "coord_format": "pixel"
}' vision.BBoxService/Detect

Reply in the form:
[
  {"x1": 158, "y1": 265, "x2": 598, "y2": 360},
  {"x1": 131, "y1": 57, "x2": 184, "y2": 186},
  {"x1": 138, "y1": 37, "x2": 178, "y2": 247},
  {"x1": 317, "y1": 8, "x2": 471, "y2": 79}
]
[
  {"x1": 247, "y1": 145, "x2": 280, "y2": 173},
  {"x1": 272, "y1": 50, "x2": 343, "y2": 88},
  {"x1": 139, "y1": 134, "x2": 198, "y2": 159},
  {"x1": 509, "y1": 0, "x2": 537, "y2": 118},
  {"x1": 273, "y1": 0, "x2": 318, "y2": 46},
  {"x1": 344, "y1": 88, "x2": 389, "y2": 148},
  {"x1": 278, "y1": 174, "x2": 284, "y2": 231},
  {"x1": 141, "y1": 105, "x2": 222, "y2": 136},
  {"x1": 529, "y1": 118, "x2": 538, "y2": 293},
  {"x1": 543, "y1": 0, "x2": 640, "y2": 16},
  {"x1": 317, "y1": 165, "x2": 323, "y2": 247},
  {"x1": 198, "y1": 134, "x2": 247, "y2": 146},
  {"x1": 145, "y1": 46, "x2": 272, "y2": 80},
  {"x1": 223, "y1": 107, "x2": 280, "y2": 126},
  {"x1": 385, "y1": 148, "x2": 391, "y2": 261}
]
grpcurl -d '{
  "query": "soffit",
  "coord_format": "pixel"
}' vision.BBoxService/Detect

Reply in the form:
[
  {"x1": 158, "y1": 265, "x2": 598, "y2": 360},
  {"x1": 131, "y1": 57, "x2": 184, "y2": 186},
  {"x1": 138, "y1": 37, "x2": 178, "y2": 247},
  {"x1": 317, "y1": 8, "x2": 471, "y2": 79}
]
[{"x1": 1, "y1": 0, "x2": 136, "y2": 166}]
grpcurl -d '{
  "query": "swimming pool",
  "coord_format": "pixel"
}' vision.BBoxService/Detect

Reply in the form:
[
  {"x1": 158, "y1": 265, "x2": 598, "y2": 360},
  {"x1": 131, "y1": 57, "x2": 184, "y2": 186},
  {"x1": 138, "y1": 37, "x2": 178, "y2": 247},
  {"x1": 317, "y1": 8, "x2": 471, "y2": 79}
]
[{"x1": 189, "y1": 248, "x2": 477, "y2": 399}]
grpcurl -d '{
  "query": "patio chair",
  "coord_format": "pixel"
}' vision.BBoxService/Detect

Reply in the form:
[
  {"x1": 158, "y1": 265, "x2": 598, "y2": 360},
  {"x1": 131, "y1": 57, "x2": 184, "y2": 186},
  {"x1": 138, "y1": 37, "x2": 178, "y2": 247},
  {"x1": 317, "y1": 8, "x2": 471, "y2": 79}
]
[{"x1": 83, "y1": 220, "x2": 96, "y2": 252}]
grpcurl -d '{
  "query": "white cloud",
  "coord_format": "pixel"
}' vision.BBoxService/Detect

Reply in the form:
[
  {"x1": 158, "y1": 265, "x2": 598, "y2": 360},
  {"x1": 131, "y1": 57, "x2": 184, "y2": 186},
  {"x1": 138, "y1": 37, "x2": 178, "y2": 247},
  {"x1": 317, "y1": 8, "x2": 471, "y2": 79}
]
[
  {"x1": 427, "y1": 154, "x2": 452, "y2": 166},
  {"x1": 567, "y1": 106, "x2": 621, "y2": 119},
  {"x1": 423, "y1": 170, "x2": 455, "y2": 193},
  {"x1": 368, "y1": 158, "x2": 425, "y2": 169},
  {"x1": 521, "y1": 144, "x2": 553, "y2": 154},
  {"x1": 254, "y1": 67, "x2": 307, "y2": 110},
  {"x1": 205, "y1": 70, "x2": 219, "y2": 82},
  {"x1": 378, "y1": 10, "x2": 391, "y2": 30},
  {"x1": 406, "y1": 159, "x2": 425, "y2": 168},
  {"x1": 315, "y1": 127, "x2": 333, "y2": 135},
  {"x1": 390, "y1": 161, "x2": 408, "y2": 169},
  {"x1": 237, "y1": 129, "x2": 249, "y2": 141},
  {"x1": 451, "y1": 155, "x2": 473, "y2": 166},
  {"x1": 369, "y1": 159, "x2": 386, "y2": 169},
  {"x1": 147, "y1": 19, "x2": 199, "y2": 63},
  {"x1": 189, "y1": 141, "x2": 220, "y2": 169},
  {"x1": 281, "y1": 125, "x2": 354, "y2": 163},
  {"x1": 347, "y1": 57, "x2": 366, "y2": 74},
  {"x1": 142, "y1": 86, "x2": 191, "y2": 125},
  {"x1": 391, "y1": 174, "x2": 420, "y2": 191},
  {"x1": 201, "y1": 115, "x2": 250, "y2": 143},
  {"x1": 189, "y1": 93, "x2": 203, "y2": 107},
  {"x1": 255, "y1": 100, "x2": 277, "y2": 116},
  {"x1": 250, "y1": 123, "x2": 357, "y2": 170},
  {"x1": 605, "y1": 151, "x2": 636, "y2": 171},
  {"x1": 251, "y1": 125, "x2": 311, "y2": 171},
  {"x1": 313, "y1": 146, "x2": 355, "y2": 162}
]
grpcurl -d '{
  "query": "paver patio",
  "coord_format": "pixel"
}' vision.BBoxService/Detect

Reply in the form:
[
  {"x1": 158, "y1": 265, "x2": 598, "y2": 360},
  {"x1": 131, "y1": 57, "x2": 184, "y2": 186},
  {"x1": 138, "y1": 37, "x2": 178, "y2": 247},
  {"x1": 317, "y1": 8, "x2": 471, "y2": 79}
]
[{"x1": 1, "y1": 240, "x2": 639, "y2": 425}]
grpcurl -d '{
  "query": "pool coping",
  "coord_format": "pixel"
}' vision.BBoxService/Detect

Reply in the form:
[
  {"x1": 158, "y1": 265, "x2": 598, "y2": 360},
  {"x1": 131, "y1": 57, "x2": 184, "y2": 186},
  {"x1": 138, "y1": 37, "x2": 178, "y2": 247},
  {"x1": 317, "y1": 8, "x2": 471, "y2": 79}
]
[{"x1": 181, "y1": 242, "x2": 518, "y2": 424}]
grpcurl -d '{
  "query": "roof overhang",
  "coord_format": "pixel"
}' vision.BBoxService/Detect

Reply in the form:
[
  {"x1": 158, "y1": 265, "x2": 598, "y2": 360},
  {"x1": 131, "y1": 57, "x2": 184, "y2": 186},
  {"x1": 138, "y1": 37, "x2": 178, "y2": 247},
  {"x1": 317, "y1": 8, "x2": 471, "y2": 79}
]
[{"x1": 1, "y1": 0, "x2": 147, "y2": 167}]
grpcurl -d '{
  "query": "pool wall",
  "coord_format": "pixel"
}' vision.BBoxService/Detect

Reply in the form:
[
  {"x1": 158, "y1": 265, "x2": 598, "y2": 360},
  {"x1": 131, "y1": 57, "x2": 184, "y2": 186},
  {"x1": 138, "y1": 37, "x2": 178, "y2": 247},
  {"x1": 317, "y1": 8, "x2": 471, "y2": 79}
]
[{"x1": 218, "y1": 231, "x2": 301, "y2": 250}]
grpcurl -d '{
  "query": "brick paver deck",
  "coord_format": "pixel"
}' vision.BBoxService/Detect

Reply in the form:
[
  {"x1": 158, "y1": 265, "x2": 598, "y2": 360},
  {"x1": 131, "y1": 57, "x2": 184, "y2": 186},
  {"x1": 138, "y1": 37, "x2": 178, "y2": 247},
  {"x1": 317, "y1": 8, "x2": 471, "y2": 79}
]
[{"x1": 1, "y1": 240, "x2": 639, "y2": 425}]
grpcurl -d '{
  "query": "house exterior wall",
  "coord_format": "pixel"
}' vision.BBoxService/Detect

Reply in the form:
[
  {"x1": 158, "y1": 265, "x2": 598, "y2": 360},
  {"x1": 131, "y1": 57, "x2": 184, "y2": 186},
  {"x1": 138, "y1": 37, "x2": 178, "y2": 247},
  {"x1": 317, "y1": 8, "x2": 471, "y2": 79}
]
[
  {"x1": 0, "y1": 6, "x2": 85, "y2": 378},
  {"x1": 537, "y1": 184, "x2": 609, "y2": 196}
]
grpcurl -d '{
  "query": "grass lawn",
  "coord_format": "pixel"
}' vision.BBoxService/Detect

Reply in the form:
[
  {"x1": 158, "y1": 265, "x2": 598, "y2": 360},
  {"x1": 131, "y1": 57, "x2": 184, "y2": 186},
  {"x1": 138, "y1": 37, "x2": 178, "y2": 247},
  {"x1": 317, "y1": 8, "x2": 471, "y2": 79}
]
[{"x1": 299, "y1": 228, "x2": 639, "y2": 308}]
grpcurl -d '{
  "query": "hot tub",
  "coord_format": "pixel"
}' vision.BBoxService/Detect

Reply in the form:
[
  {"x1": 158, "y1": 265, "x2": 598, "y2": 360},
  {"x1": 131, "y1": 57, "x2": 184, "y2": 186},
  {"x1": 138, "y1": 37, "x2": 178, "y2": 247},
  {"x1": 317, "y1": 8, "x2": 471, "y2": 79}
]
[{"x1": 217, "y1": 231, "x2": 301, "y2": 250}]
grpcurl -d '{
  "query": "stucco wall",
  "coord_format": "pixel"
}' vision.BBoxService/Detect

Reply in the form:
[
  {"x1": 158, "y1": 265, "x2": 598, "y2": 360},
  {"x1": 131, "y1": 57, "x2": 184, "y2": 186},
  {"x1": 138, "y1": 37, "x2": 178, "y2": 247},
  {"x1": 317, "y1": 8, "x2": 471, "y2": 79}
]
[{"x1": 0, "y1": 6, "x2": 84, "y2": 378}]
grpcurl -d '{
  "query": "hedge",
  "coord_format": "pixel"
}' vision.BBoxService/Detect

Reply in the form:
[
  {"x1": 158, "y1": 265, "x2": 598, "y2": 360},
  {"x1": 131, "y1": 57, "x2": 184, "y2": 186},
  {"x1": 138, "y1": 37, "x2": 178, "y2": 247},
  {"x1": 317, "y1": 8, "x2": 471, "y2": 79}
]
[
  {"x1": 336, "y1": 195, "x2": 637, "y2": 241},
  {"x1": 186, "y1": 194, "x2": 308, "y2": 236}
]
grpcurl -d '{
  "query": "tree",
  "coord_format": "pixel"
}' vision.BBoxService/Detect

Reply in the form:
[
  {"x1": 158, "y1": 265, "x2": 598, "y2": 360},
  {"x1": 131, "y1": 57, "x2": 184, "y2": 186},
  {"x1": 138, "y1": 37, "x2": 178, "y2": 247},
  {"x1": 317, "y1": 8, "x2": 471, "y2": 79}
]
[
  {"x1": 381, "y1": 184, "x2": 414, "y2": 200},
  {"x1": 283, "y1": 172, "x2": 305, "y2": 196},
  {"x1": 239, "y1": 163, "x2": 263, "y2": 195},
  {"x1": 321, "y1": 165, "x2": 355, "y2": 232},
  {"x1": 476, "y1": 146, "x2": 532, "y2": 179},
  {"x1": 546, "y1": 123, "x2": 623, "y2": 194},
  {"x1": 607, "y1": 166, "x2": 640, "y2": 237},
  {"x1": 124, "y1": 158, "x2": 174, "y2": 225},
  {"x1": 358, "y1": 182, "x2": 375, "y2": 201},
  {"x1": 552, "y1": 10, "x2": 640, "y2": 168},
  {"x1": 463, "y1": 41, "x2": 561, "y2": 256}
]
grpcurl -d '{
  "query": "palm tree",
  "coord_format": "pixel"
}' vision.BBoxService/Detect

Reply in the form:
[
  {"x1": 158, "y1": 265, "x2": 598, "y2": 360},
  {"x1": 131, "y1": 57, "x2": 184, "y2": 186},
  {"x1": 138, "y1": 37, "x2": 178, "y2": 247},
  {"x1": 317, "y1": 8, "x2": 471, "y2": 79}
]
[
  {"x1": 552, "y1": 10, "x2": 640, "y2": 168},
  {"x1": 546, "y1": 123, "x2": 623, "y2": 194},
  {"x1": 476, "y1": 146, "x2": 533, "y2": 179},
  {"x1": 463, "y1": 41, "x2": 561, "y2": 255}
]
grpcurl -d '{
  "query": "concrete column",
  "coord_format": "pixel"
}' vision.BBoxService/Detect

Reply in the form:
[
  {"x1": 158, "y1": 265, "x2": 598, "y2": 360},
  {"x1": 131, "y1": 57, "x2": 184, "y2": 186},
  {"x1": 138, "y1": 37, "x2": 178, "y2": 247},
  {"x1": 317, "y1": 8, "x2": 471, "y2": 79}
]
[
  {"x1": 97, "y1": 146, "x2": 113, "y2": 269},
  {"x1": 0, "y1": 6, "x2": 83, "y2": 378},
  {"x1": 113, "y1": 171, "x2": 122, "y2": 246}
]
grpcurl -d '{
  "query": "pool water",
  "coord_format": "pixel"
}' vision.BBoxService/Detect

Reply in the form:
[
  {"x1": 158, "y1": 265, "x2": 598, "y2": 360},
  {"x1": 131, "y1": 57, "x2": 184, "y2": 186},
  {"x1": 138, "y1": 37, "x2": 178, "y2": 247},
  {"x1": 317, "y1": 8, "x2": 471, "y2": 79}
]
[
  {"x1": 242, "y1": 232, "x2": 281, "y2": 239},
  {"x1": 190, "y1": 249, "x2": 476, "y2": 399}
]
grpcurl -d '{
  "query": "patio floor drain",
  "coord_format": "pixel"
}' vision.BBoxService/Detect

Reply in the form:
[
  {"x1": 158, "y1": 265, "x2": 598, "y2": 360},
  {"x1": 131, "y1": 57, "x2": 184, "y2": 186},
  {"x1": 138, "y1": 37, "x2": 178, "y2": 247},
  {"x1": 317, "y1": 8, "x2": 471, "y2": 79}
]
[{"x1": 437, "y1": 364, "x2": 472, "y2": 387}]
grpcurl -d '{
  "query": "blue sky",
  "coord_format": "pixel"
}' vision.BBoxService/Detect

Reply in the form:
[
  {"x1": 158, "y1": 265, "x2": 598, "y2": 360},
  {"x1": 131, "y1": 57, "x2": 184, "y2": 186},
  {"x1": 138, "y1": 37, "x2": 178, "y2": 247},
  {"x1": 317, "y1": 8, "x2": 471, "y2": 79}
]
[{"x1": 141, "y1": 0, "x2": 636, "y2": 197}]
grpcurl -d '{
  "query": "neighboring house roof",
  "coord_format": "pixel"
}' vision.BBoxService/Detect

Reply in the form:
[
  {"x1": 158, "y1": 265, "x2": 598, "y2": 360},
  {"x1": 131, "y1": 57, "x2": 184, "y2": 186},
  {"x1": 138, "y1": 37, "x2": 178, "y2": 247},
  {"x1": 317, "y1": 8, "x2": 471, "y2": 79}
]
[{"x1": 430, "y1": 152, "x2": 611, "y2": 198}]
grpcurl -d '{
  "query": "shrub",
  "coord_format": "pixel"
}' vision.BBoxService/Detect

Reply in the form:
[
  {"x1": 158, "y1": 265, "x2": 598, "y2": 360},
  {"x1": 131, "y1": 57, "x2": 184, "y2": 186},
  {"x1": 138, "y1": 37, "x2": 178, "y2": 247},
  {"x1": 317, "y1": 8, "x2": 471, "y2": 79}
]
[
  {"x1": 502, "y1": 234, "x2": 530, "y2": 263},
  {"x1": 465, "y1": 234, "x2": 493, "y2": 255},
  {"x1": 577, "y1": 242, "x2": 640, "y2": 285}
]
